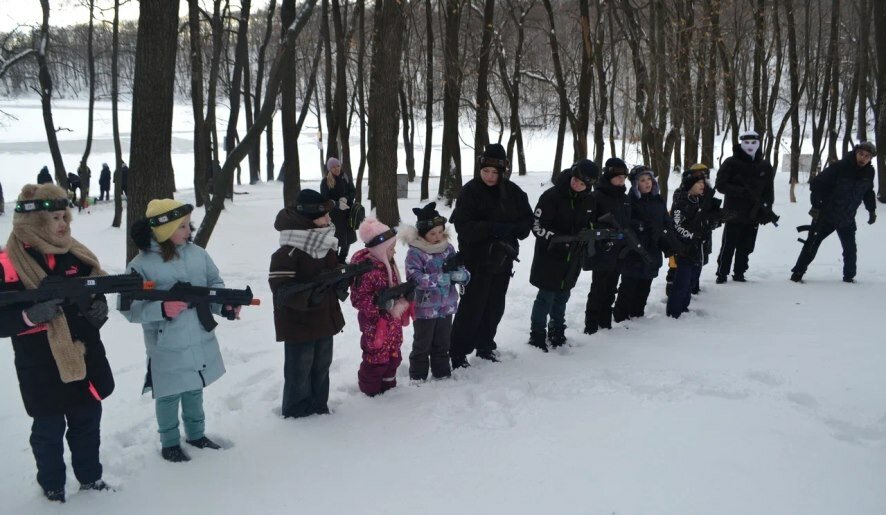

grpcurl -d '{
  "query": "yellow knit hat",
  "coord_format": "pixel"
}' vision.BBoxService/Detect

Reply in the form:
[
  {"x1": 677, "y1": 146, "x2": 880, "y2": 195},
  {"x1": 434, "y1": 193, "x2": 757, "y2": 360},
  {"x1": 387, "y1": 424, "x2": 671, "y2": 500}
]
[{"x1": 145, "y1": 198, "x2": 192, "y2": 243}]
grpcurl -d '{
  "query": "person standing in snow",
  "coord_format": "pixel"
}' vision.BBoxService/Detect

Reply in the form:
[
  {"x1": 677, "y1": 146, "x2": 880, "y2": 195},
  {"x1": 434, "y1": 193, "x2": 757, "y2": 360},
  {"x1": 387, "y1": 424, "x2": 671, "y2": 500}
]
[
  {"x1": 613, "y1": 165, "x2": 672, "y2": 322},
  {"x1": 401, "y1": 202, "x2": 470, "y2": 380},
  {"x1": 320, "y1": 157, "x2": 358, "y2": 263},
  {"x1": 0, "y1": 184, "x2": 115, "y2": 502},
  {"x1": 790, "y1": 141, "x2": 877, "y2": 283},
  {"x1": 350, "y1": 218, "x2": 412, "y2": 396},
  {"x1": 714, "y1": 130, "x2": 776, "y2": 283},
  {"x1": 667, "y1": 165, "x2": 725, "y2": 318},
  {"x1": 269, "y1": 190, "x2": 345, "y2": 418},
  {"x1": 449, "y1": 143, "x2": 533, "y2": 368},
  {"x1": 583, "y1": 158, "x2": 632, "y2": 335},
  {"x1": 526, "y1": 160, "x2": 598, "y2": 352},
  {"x1": 67, "y1": 172, "x2": 81, "y2": 205},
  {"x1": 98, "y1": 163, "x2": 111, "y2": 202},
  {"x1": 120, "y1": 199, "x2": 238, "y2": 462},
  {"x1": 37, "y1": 165, "x2": 54, "y2": 185}
]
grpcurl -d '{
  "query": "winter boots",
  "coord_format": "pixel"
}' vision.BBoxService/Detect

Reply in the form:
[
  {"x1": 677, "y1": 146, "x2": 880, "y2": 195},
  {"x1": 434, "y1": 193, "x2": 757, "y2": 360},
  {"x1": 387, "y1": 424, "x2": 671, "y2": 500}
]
[
  {"x1": 44, "y1": 489, "x2": 65, "y2": 503},
  {"x1": 547, "y1": 326, "x2": 567, "y2": 348},
  {"x1": 161, "y1": 445, "x2": 191, "y2": 463},
  {"x1": 732, "y1": 273, "x2": 746, "y2": 282},
  {"x1": 80, "y1": 480, "x2": 112, "y2": 492},
  {"x1": 528, "y1": 331, "x2": 548, "y2": 352},
  {"x1": 187, "y1": 436, "x2": 222, "y2": 450},
  {"x1": 790, "y1": 272, "x2": 803, "y2": 283},
  {"x1": 451, "y1": 355, "x2": 470, "y2": 369}
]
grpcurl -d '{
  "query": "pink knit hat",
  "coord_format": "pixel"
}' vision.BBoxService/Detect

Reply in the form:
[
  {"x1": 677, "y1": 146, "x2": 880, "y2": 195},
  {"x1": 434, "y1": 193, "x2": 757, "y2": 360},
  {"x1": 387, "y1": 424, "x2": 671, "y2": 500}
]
[{"x1": 359, "y1": 217, "x2": 399, "y2": 286}]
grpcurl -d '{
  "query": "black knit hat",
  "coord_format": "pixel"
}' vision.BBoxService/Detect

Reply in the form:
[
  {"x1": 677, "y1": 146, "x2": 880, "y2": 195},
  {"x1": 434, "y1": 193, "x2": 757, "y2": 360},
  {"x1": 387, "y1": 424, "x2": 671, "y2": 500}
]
[
  {"x1": 478, "y1": 144, "x2": 510, "y2": 175},
  {"x1": 571, "y1": 159, "x2": 599, "y2": 188},
  {"x1": 855, "y1": 141, "x2": 877, "y2": 157},
  {"x1": 295, "y1": 189, "x2": 335, "y2": 220},
  {"x1": 602, "y1": 157, "x2": 629, "y2": 181},
  {"x1": 413, "y1": 202, "x2": 447, "y2": 236}
]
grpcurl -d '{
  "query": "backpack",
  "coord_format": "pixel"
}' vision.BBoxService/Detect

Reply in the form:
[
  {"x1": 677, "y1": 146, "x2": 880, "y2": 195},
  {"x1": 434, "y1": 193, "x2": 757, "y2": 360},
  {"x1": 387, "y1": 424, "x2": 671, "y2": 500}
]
[{"x1": 348, "y1": 202, "x2": 365, "y2": 231}]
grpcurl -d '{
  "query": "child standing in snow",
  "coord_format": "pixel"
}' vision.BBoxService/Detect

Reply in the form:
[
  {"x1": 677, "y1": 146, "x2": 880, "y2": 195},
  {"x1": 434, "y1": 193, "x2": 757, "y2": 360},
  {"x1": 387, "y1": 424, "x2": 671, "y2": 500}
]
[
  {"x1": 350, "y1": 218, "x2": 412, "y2": 395},
  {"x1": 400, "y1": 203, "x2": 469, "y2": 380},
  {"x1": 121, "y1": 199, "x2": 239, "y2": 462}
]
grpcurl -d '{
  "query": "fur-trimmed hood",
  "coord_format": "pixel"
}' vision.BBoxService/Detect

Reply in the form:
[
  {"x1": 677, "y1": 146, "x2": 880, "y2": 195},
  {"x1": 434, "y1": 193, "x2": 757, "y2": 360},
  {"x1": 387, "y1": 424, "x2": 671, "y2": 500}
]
[{"x1": 398, "y1": 223, "x2": 452, "y2": 255}]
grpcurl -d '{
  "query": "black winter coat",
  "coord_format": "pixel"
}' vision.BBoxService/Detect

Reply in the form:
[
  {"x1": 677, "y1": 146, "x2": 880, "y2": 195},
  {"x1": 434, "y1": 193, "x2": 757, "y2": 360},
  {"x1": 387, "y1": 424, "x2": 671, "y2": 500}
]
[
  {"x1": 0, "y1": 247, "x2": 115, "y2": 417},
  {"x1": 715, "y1": 145, "x2": 775, "y2": 224},
  {"x1": 99, "y1": 165, "x2": 112, "y2": 189},
  {"x1": 37, "y1": 167, "x2": 53, "y2": 184},
  {"x1": 671, "y1": 187, "x2": 720, "y2": 265},
  {"x1": 450, "y1": 177, "x2": 533, "y2": 274},
  {"x1": 584, "y1": 180, "x2": 631, "y2": 272},
  {"x1": 811, "y1": 151, "x2": 876, "y2": 229},
  {"x1": 622, "y1": 191, "x2": 668, "y2": 279},
  {"x1": 529, "y1": 171, "x2": 596, "y2": 291},
  {"x1": 320, "y1": 174, "x2": 358, "y2": 245}
]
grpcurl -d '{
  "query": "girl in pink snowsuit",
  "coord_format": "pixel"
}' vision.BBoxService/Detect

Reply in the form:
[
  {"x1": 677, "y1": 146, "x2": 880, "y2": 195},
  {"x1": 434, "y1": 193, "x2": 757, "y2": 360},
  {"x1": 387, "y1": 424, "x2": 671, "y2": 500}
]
[{"x1": 350, "y1": 218, "x2": 412, "y2": 396}]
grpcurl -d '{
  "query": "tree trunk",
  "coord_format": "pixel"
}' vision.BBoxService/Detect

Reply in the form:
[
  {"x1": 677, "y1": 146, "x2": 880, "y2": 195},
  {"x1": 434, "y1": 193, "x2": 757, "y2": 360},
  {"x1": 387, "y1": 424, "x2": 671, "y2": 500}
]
[
  {"x1": 420, "y1": 0, "x2": 433, "y2": 200},
  {"x1": 280, "y1": 0, "x2": 301, "y2": 206},
  {"x1": 257, "y1": 0, "x2": 277, "y2": 182},
  {"x1": 367, "y1": 0, "x2": 406, "y2": 225},
  {"x1": 188, "y1": 0, "x2": 211, "y2": 207},
  {"x1": 206, "y1": 0, "x2": 227, "y2": 165},
  {"x1": 222, "y1": 0, "x2": 251, "y2": 200},
  {"x1": 874, "y1": 0, "x2": 886, "y2": 201},
  {"x1": 439, "y1": 0, "x2": 465, "y2": 204},
  {"x1": 127, "y1": 0, "x2": 181, "y2": 260},
  {"x1": 472, "y1": 0, "x2": 495, "y2": 177},
  {"x1": 321, "y1": 0, "x2": 338, "y2": 163},
  {"x1": 77, "y1": 0, "x2": 96, "y2": 206},
  {"x1": 783, "y1": 0, "x2": 801, "y2": 185},
  {"x1": 36, "y1": 0, "x2": 68, "y2": 188},
  {"x1": 331, "y1": 0, "x2": 353, "y2": 181},
  {"x1": 574, "y1": 0, "x2": 592, "y2": 161},
  {"x1": 111, "y1": 0, "x2": 124, "y2": 227},
  {"x1": 355, "y1": 0, "x2": 368, "y2": 202}
]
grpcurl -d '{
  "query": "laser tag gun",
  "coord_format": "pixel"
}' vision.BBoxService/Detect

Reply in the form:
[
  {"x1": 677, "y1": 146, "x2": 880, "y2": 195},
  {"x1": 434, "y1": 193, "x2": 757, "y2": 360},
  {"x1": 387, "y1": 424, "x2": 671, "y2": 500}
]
[
  {"x1": 0, "y1": 271, "x2": 156, "y2": 326},
  {"x1": 598, "y1": 213, "x2": 654, "y2": 265},
  {"x1": 549, "y1": 227, "x2": 624, "y2": 260},
  {"x1": 120, "y1": 282, "x2": 260, "y2": 331},
  {"x1": 374, "y1": 281, "x2": 416, "y2": 310},
  {"x1": 488, "y1": 239, "x2": 520, "y2": 269},
  {"x1": 643, "y1": 217, "x2": 686, "y2": 257},
  {"x1": 441, "y1": 252, "x2": 465, "y2": 273},
  {"x1": 275, "y1": 260, "x2": 374, "y2": 308},
  {"x1": 796, "y1": 208, "x2": 822, "y2": 245}
]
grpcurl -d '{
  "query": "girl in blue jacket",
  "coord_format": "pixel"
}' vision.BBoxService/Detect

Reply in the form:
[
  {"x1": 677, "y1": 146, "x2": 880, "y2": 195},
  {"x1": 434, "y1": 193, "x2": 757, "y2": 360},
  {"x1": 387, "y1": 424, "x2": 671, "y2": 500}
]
[{"x1": 121, "y1": 199, "x2": 239, "y2": 463}]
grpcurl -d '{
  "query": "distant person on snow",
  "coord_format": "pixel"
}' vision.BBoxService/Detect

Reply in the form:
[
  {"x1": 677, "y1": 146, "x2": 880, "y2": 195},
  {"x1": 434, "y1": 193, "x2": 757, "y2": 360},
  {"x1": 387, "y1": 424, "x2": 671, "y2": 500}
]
[
  {"x1": 268, "y1": 189, "x2": 346, "y2": 418},
  {"x1": 349, "y1": 218, "x2": 413, "y2": 396},
  {"x1": 320, "y1": 157, "x2": 357, "y2": 263},
  {"x1": 98, "y1": 163, "x2": 111, "y2": 201},
  {"x1": 37, "y1": 165, "x2": 53, "y2": 185},
  {"x1": 790, "y1": 142, "x2": 877, "y2": 283},
  {"x1": 401, "y1": 202, "x2": 470, "y2": 380},
  {"x1": 114, "y1": 163, "x2": 128, "y2": 197},
  {"x1": 67, "y1": 172, "x2": 81, "y2": 205},
  {"x1": 714, "y1": 130, "x2": 776, "y2": 283},
  {"x1": 120, "y1": 199, "x2": 240, "y2": 463},
  {"x1": 526, "y1": 159, "x2": 597, "y2": 352},
  {"x1": 0, "y1": 184, "x2": 115, "y2": 502}
]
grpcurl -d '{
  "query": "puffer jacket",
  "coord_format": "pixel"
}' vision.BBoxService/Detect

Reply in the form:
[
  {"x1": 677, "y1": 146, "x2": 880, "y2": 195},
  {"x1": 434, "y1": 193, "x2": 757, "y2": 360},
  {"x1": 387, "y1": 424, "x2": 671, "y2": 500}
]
[
  {"x1": 349, "y1": 249, "x2": 411, "y2": 364},
  {"x1": 622, "y1": 179, "x2": 668, "y2": 279},
  {"x1": 0, "y1": 247, "x2": 114, "y2": 417},
  {"x1": 121, "y1": 241, "x2": 226, "y2": 398},
  {"x1": 715, "y1": 144, "x2": 775, "y2": 224},
  {"x1": 401, "y1": 225, "x2": 469, "y2": 320},
  {"x1": 810, "y1": 150, "x2": 876, "y2": 228}
]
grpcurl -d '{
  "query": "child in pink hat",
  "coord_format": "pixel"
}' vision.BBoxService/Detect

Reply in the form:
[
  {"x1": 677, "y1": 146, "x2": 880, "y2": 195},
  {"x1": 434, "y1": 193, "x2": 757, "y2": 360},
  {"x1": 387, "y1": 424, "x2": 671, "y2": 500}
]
[{"x1": 349, "y1": 218, "x2": 412, "y2": 395}]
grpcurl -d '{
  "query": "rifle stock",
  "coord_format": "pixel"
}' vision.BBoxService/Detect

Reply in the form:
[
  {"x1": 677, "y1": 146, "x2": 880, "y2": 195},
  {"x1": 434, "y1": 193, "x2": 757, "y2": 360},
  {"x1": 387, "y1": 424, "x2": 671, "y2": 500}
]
[{"x1": 275, "y1": 261, "x2": 374, "y2": 308}]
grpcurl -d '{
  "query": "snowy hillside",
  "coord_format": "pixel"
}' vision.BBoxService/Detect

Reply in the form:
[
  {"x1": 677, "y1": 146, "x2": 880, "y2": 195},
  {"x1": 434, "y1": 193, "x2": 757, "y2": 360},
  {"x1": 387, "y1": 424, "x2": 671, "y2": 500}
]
[{"x1": 0, "y1": 101, "x2": 884, "y2": 515}]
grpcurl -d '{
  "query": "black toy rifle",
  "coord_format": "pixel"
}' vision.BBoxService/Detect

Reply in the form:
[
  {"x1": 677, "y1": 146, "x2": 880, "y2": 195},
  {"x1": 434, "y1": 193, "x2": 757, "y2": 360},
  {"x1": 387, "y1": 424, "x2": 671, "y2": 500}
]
[
  {"x1": 549, "y1": 227, "x2": 624, "y2": 259},
  {"x1": 120, "y1": 282, "x2": 260, "y2": 331},
  {"x1": 598, "y1": 213, "x2": 654, "y2": 265},
  {"x1": 374, "y1": 281, "x2": 416, "y2": 310},
  {"x1": 275, "y1": 260, "x2": 374, "y2": 308},
  {"x1": 0, "y1": 271, "x2": 156, "y2": 326}
]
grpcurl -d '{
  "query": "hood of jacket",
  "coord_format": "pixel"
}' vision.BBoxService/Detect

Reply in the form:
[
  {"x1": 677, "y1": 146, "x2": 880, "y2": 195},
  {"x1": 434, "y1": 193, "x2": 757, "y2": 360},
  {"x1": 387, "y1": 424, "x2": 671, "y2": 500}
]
[{"x1": 274, "y1": 207, "x2": 316, "y2": 231}]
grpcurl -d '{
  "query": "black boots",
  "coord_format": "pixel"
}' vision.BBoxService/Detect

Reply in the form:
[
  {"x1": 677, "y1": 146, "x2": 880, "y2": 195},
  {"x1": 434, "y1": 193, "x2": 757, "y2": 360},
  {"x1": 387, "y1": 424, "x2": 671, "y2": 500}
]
[
  {"x1": 161, "y1": 445, "x2": 191, "y2": 463},
  {"x1": 475, "y1": 350, "x2": 500, "y2": 362},
  {"x1": 528, "y1": 331, "x2": 548, "y2": 352},
  {"x1": 732, "y1": 273, "x2": 746, "y2": 282},
  {"x1": 187, "y1": 436, "x2": 222, "y2": 450},
  {"x1": 790, "y1": 272, "x2": 803, "y2": 283},
  {"x1": 44, "y1": 489, "x2": 65, "y2": 503},
  {"x1": 451, "y1": 355, "x2": 470, "y2": 369},
  {"x1": 547, "y1": 326, "x2": 567, "y2": 348}
]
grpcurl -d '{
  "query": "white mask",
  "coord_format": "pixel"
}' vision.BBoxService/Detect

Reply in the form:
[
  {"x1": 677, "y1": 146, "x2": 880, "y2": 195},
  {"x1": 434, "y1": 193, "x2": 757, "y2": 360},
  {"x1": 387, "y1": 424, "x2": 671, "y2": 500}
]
[{"x1": 741, "y1": 139, "x2": 760, "y2": 157}]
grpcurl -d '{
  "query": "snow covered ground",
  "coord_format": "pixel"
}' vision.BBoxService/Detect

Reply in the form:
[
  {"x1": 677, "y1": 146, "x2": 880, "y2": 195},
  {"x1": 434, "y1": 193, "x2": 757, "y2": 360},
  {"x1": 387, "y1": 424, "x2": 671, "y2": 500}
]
[{"x1": 0, "y1": 99, "x2": 884, "y2": 514}]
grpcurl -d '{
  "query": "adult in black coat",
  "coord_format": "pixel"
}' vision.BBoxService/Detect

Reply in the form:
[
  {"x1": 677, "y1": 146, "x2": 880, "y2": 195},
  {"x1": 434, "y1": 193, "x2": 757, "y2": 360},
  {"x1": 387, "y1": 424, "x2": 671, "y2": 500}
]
[
  {"x1": 320, "y1": 157, "x2": 357, "y2": 263},
  {"x1": 115, "y1": 163, "x2": 129, "y2": 197},
  {"x1": 613, "y1": 166, "x2": 669, "y2": 322},
  {"x1": 449, "y1": 144, "x2": 533, "y2": 367},
  {"x1": 527, "y1": 160, "x2": 598, "y2": 351},
  {"x1": 714, "y1": 130, "x2": 776, "y2": 283},
  {"x1": 37, "y1": 165, "x2": 54, "y2": 185},
  {"x1": 791, "y1": 142, "x2": 877, "y2": 283},
  {"x1": 98, "y1": 163, "x2": 112, "y2": 201},
  {"x1": 67, "y1": 172, "x2": 81, "y2": 204},
  {"x1": 0, "y1": 184, "x2": 114, "y2": 502},
  {"x1": 583, "y1": 157, "x2": 631, "y2": 334}
]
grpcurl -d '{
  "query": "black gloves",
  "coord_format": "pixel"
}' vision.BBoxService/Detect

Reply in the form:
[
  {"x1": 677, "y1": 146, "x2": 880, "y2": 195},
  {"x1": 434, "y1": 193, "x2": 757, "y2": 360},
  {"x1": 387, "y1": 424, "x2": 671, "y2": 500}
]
[
  {"x1": 868, "y1": 211, "x2": 876, "y2": 225},
  {"x1": 85, "y1": 298, "x2": 109, "y2": 328},
  {"x1": 335, "y1": 283, "x2": 350, "y2": 301},
  {"x1": 809, "y1": 208, "x2": 820, "y2": 221},
  {"x1": 24, "y1": 299, "x2": 64, "y2": 325}
]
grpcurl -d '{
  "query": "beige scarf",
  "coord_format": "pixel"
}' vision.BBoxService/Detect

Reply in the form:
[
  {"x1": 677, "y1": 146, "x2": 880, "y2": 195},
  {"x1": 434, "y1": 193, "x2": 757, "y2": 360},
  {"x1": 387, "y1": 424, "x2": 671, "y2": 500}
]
[{"x1": 7, "y1": 212, "x2": 106, "y2": 383}]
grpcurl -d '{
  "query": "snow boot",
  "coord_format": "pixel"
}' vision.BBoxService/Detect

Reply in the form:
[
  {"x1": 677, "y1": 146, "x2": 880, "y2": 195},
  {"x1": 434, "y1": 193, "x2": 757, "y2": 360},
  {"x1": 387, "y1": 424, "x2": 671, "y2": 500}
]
[
  {"x1": 790, "y1": 272, "x2": 804, "y2": 283},
  {"x1": 161, "y1": 445, "x2": 191, "y2": 463},
  {"x1": 548, "y1": 326, "x2": 567, "y2": 348},
  {"x1": 451, "y1": 355, "x2": 470, "y2": 369},
  {"x1": 527, "y1": 331, "x2": 548, "y2": 353},
  {"x1": 80, "y1": 480, "x2": 112, "y2": 492},
  {"x1": 715, "y1": 275, "x2": 727, "y2": 284},
  {"x1": 476, "y1": 350, "x2": 500, "y2": 362},
  {"x1": 843, "y1": 277, "x2": 855, "y2": 283},
  {"x1": 44, "y1": 489, "x2": 65, "y2": 503},
  {"x1": 186, "y1": 436, "x2": 222, "y2": 450},
  {"x1": 732, "y1": 273, "x2": 746, "y2": 282}
]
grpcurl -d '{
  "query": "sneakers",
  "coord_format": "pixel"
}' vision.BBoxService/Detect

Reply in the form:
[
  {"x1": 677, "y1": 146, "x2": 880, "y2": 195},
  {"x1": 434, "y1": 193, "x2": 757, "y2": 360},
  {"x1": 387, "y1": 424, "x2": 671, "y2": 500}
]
[
  {"x1": 80, "y1": 480, "x2": 112, "y2": 492},
  {"x1": 475, "y1": 350, "x2": 500, "y2": 362},
  {"x1": 161, "y1": 445, "x2": 191, "y2": 462},
  {"x1": 790, "y1": 272, "x2": 804, "y2": 283},
  {"x1": 715, "y1": 276, "x2": 727, "y2": 284},
  {"x1": 44, "y1": 489, "x2": 65, "y2": 503},
  {"x1": 186, "y1": 436, "x2": 222, "y2": 450},
  {"x1": 528, "y1": 331, "x2": 548, "y2": 352}
]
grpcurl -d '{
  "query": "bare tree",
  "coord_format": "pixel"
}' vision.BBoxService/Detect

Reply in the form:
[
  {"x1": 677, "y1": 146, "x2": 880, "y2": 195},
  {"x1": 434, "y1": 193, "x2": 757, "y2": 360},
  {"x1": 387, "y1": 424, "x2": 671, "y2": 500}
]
[
  {"x1": 35, "y1": 0, "x2": 68, "y2": 188},
  {"x1": 111, "y1": 0, "x2": 124, "y2": 227},
  {"x1": 875, "y1": 0, "x2": 886, "y2": 201},
  {"x1": 77, "y1": 0, "x2": 96, "y2": 205},
  {"x1": 472, "y1": 0, "x2": 496, "y2": 178},
  {"x1": 438, "y1": 0, "x2": 466, "y2": 204},
  {"x1": 188, "y1": 0, "x2": 211, "y2": 207}
]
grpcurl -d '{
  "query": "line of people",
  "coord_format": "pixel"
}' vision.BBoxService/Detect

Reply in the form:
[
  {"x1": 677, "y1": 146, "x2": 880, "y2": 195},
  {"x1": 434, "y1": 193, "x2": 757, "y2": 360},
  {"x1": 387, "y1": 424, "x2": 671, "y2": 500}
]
[{"x1": 0, "y1": 135, "x2": 876, "y2": 504}]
